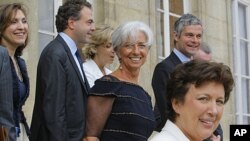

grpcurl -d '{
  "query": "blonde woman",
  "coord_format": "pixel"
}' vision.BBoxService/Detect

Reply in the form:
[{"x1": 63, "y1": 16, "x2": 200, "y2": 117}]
[{"x1": 82, "y1": 24, "x2": 115, "y2": 87}]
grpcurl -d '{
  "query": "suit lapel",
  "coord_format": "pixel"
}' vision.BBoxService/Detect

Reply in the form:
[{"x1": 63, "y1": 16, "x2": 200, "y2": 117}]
[
  {"x1": 170, "y1": 51, "x2": 182, "y2": 66},
  {"x1": 56, "y1": 36, "x2": 89, "y2": 92}
]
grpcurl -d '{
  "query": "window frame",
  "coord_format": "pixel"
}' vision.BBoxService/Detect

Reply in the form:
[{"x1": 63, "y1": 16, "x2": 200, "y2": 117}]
[
  {"x1": 156, "y1": 0, "x2": 190, "y2": 61},
  {"x1": 232, "y1": 0, "x2": 250, "y2": 124},
  {"x1": 38, "y1": 0, "x2": 62, "y2": 37}
]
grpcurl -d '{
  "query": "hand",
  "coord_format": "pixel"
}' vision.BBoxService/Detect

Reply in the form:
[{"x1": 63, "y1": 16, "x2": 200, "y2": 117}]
[
  {"x1": 83, "y1": 136, "x2": 99, "y2": 141},
  {"x1": 210, "y1": 134, "x2": 221, "y2": 141}
]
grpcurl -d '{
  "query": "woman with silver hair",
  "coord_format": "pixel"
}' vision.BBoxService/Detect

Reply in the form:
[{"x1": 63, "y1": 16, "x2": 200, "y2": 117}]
[{"x1": 84, "y1": 21, "x2": 155, "y2": 141}]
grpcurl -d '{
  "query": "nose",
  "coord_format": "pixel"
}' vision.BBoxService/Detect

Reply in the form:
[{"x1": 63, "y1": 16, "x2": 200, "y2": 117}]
[
  {"x1": 17, "y1": 21, "x2": 25, "y2": 29},
  {"x1": 191, "y1": 36, "x2": 199, "y2": 43},
  {"x1": 111, "y1": 47, "x2": 115, "y2": 53},
  {"x1": 132, "y1": 44, "x2": 140, "y2": 54},
  {"x1": 91, "y1": 23, "x2": 95, "y2": 31},
  {"x1": 208, "y1": 101, "x2": 219, "y2": 116}
]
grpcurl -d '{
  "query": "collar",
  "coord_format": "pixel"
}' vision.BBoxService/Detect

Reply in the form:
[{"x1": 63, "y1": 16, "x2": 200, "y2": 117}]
[
  {"x1": 59, "y1": 32, "x2": 78, "y2": 54},
  {"x1": 173, "y1": 48, "x2": 191, "y2": 63}
]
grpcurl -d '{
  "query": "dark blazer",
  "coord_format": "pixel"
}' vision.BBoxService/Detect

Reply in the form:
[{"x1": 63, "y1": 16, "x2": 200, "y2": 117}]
[
  {"x1": 151, "y1": 51, "x2": 182, "y2": 131},
  {"x1": 30, "y1": 35, "x2": 89, "y2": 141},
  {"x1": 0, "y1": 46, "x2": 16, "y2": 141},
  {"x1": 10, "y1": 56, "x2": 30, "y2": 136}
]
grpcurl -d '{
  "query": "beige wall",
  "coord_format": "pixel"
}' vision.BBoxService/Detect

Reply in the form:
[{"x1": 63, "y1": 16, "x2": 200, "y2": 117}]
[{"x1": 0, "y1": 0, "x2": 235, "y2": 140}]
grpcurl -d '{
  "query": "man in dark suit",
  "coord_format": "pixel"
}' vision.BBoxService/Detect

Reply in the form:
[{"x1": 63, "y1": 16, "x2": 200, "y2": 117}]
[
  {"x1": 0, "y1": 46, "x2": 16, "y2": 141},
  {"x1": 152, "y1": 13, "x2": 203, "y2": 131},
  {"x1": 30, "y1": 0, "x2": 95, "y2": 141}
]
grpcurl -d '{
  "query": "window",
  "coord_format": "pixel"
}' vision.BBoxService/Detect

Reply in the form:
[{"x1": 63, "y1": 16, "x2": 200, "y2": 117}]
[
  {"x1": 38, "y1": 0, "x2": 94, "y2": 54},
  {"x1": 232, "y1": 0, "x2": 250, "y2": 124},
  {"x1": 38, "y1": 0, "x2": 62, "y2": 53},
  {"x1": 155, "y1": 0, "x2": 189, "y2": 61}
]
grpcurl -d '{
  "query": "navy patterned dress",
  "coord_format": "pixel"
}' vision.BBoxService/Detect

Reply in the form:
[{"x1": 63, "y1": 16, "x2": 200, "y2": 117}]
[{"x1": 89, "y1": 75, "x2": 155, "y2": 141}]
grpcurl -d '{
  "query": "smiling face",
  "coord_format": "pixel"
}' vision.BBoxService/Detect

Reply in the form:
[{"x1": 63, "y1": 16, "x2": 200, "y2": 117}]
[
  {"x1": 174, "y1": 25, "x2": 202, "y2": 58},
  {"x1": 173, "y1": 82, "x2": 225, "y2": 141},
  {"x1": 118, "y1": 31, "x2": 149, "y2": 72},
  {"x1": 1, "y1": 9, "x2": 28, "y2": 49}
]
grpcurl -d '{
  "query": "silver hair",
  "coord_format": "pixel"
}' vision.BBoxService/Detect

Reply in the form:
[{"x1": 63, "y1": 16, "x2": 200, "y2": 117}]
[
  {"x1": 112, "y1": 21, "x2": 153, "y2": 53},
  {"x1": 174, "y1": 13, "x2": 203, "y2": 37},
  {"x1": 200, "y1": 42, "x2": 211, "y2": 54}
]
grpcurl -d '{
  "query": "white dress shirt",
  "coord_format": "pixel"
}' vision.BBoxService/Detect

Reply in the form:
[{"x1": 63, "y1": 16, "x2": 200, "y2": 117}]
[
  {"x1": 83, "y1": 59, "x2": 112, "y2": 87},
  {"x1": 150, "y1": 120, "x2": 190, "y2": 141}
]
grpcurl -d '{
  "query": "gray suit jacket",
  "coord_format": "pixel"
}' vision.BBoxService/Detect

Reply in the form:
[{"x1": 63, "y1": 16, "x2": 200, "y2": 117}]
[
  {"x1": 30, "y1": 35, "x2": 89, "y2": 141},
  {"x1": 0, "y1": 46, "x2": 16, "y2": 141}
]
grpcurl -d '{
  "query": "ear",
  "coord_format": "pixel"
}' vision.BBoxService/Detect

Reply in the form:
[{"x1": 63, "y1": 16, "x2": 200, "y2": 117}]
[
  {"x1": 173, "y1": 31, "x2": 178, "y2": 42},
  {"x1": 67, "y1": 17, "x2": 75, "y2": 30},
  {"x1": 114, "y1": 49, "x2": 121, "y2": 62},
  {"x1": 172, "y1": 99, "x2": 181, "y2": 114}
]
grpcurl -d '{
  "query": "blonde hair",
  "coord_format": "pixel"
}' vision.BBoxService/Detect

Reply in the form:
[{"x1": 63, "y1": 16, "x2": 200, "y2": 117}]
[{"x1": 82, "y1": 24, "x2": 114, "y2": 59}]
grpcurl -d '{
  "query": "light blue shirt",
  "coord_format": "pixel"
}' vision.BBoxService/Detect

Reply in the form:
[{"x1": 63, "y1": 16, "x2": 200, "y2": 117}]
[
  {"x1": 173, "y1": 48, "x2": 191, "y2": 63},
  {"x1": 59, "y1": 32, "x2": 84, "y2": 79}
]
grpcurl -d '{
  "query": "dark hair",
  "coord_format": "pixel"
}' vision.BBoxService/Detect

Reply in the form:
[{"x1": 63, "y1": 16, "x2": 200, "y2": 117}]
[
  {"x1": 0, "y1": 3, "x2": 28, "y2": 56},
  {"x1": 166, "y1": 60, "x2": 234, "y2": 122},
  {"x1": 174, "y1": 13, "x2": 202, "y2": 45},
  {"x1": 56, "y1": 0, "x2": 92, "y2": 32}
]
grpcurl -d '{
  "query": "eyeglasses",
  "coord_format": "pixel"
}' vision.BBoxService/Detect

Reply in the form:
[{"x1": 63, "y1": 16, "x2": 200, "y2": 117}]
[{"x1": 123, "y1": 42, "x2": 148, "y2": 49}]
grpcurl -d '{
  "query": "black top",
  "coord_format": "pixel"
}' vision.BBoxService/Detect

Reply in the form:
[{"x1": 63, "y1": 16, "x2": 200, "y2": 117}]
[{"x1": 89, "y1": 75, "x2": 155, "y2": 141}]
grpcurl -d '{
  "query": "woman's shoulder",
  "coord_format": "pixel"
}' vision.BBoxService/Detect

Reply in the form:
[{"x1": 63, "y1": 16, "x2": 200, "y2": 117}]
[
  {"x1": 83, "y1": 59, "x2": 96, "y2": 68},
  {"x1": 149, "y1": 131, "x2": 179, "y2": 141},
  {"x1": 89, "y1": 75, "x2": 121, "y2": 96},
  {"x1": 99, "y1": 75, "x2": 120, "y2": 82},
  {"x1": 83, "y1": 59, "x2": 101, "y2": 74}
]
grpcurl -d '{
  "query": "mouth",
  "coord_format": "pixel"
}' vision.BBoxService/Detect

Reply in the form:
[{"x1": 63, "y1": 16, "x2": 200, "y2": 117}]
[
  {"x1": 200, "y1": 119, "x2": 214, "y2": 128},
  {"x1": 14, "y1": 32, "x2": 26, "y2": 37},
  {"x1": 187, "y1": 44, "x2": 199, "y2": 48},
  {"x1": 129, "y1": 57, "x2": 141, "y2": 61}
]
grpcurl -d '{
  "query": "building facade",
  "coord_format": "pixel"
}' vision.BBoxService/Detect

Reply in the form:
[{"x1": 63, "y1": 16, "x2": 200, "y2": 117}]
[{"x1": 1, "y1": 0, "x2": 249, "y2": 140}]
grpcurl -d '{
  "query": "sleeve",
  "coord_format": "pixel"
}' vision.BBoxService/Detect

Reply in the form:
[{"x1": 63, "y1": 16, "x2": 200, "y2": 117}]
[
  {"x1": 40, "y1": 52, "x2": 67, "y2": 141},
  {"x1": 0, "y1": 48, "x2": 16, "y2": 141},
  {"x1": 85, "y1": 75, "x2": 120, "y2": 138},
  {"x1": 85, "y1": 95, "x2": 115, "y2": 138},
  {"x1": 151, "y1": 63, "x2": 170, "y2": 130}
]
